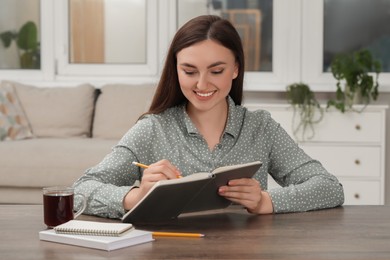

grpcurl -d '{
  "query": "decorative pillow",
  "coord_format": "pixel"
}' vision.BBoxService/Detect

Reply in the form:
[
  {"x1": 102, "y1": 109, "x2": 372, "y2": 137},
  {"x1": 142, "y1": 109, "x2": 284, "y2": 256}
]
[
  {"x1": 92, "y1": 84, "x2": 156, "y2": 139},
  {"x1": 7, "y1": 81, "x2": 96, "y2": 138},
  {"x1": 0, "y1": 82, "x2": 33, "y2": 141}
]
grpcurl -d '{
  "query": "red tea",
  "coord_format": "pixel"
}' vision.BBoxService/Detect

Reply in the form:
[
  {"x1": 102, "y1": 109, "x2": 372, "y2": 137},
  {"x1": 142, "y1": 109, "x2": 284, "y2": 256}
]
[{"x1": 43, "y1": 192, "x2": 74, "y2": 227}]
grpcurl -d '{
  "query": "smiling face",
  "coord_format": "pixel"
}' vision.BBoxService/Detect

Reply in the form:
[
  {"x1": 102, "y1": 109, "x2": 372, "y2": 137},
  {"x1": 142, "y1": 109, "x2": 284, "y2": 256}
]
[{"x1": 176, "y1": 39, "x2": 239, "y2": 116}]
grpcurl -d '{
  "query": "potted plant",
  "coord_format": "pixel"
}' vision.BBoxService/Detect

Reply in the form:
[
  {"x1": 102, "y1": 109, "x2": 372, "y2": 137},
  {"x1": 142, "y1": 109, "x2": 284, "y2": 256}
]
[
  {"x1": 327, "y1": 49, "x2": 381, "y2": 112},
  {"x1": 0, "y1": 21, "x2": 40, "y2": 69},
  {"x1": 286, "y1": 83, "x2": 323, "y2": 141}
]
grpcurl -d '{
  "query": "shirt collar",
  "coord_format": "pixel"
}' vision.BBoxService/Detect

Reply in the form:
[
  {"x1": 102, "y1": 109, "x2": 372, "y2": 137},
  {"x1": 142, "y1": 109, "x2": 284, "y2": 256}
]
[
  {"x1": 181, "y1": 96, "x2": 242, "y2": 139},
  {"x1": 182, "y1": 106, "x2": 198, "y2": 136}
]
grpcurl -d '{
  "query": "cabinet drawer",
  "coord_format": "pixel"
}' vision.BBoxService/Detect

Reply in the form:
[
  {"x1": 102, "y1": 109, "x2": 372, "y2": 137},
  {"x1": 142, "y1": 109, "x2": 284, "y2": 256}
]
[
  {"x1": 265, "y1": 109, "x2": 382, "y2": 143},
  {"x1": 301, "y1": 145, "x2": 381, "y2": 178},
  {"x1": 340, "y1": 180, "x2": 382, "y2": 205}
]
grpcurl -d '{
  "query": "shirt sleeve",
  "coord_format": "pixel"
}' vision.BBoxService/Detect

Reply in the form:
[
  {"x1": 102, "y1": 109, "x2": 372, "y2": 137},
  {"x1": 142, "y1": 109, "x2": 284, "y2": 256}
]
[
  {"x1": 73, "y1": 118, "x2": 153, "y2": 219},
  {"x1": 264, "y1": 115, "x2": 345, "y2": 213}
]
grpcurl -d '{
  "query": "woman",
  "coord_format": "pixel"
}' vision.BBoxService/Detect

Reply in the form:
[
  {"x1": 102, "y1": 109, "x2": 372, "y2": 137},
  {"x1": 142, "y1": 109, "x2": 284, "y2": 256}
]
[{"x1": 74, "y1": 15, "x2": 344, "y2": 219}]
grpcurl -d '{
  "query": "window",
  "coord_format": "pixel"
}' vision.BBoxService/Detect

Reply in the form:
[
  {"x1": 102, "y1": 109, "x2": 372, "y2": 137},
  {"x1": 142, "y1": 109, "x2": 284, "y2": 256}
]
[
  {"x1": 302, "y1": 0, "x2": 390, "y2": 91},
  {"x1": 0, "y1": 0, "x2": 40, "y2": 70},
  {"x1": 55, "y1": 0, "x2": 157, "y2": 78},
  {"x1": 68, "y1": 0, "x2": 146, "y2": 64},
  {"x1": 323, "y1": 0, "x2": 390, "y2": 73},
  {"x1": 177, "y1": 0, "x2": 302, "y2": 91},
  {"x1": 0, "y1": 0, "x2": 54, "y2": 80},
  {"x1": 178, "y1": 0, "x2": 273, "y2": 72},
  {"x1": 1, "y1": 0, "x2": 389, "y2": 91}
]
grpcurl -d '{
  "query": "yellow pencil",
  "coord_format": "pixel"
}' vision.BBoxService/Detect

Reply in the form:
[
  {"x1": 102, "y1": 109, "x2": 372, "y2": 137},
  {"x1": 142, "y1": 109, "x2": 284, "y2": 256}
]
[
  {"x1": 132, "y1": 161, "x2": 149, "y2": 169},
  {"x1": 132, "y1": 161, "x2": 182, "y2": 178},
  {"x1": 152, "y1": 232, "x2": 205, "y2": 238}
]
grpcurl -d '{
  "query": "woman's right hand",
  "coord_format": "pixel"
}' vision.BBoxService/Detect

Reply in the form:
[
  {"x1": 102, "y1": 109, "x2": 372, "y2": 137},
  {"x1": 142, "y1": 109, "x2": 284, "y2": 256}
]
[{"x1": 123, "y1": 159, "x2": 181, "y2": 210}]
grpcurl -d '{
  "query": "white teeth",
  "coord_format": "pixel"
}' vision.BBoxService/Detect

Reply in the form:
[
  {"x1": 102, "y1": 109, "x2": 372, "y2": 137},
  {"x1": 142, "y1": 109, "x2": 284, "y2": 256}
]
[{"x1": 196, "y1": 91, "x2": 214, "y2": 97}]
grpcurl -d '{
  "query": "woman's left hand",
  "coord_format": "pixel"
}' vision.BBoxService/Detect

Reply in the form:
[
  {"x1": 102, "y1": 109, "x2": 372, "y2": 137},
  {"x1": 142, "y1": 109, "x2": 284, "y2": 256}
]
[{"x1": 218, "y1": 178, "x2": 273, "y2": 214}]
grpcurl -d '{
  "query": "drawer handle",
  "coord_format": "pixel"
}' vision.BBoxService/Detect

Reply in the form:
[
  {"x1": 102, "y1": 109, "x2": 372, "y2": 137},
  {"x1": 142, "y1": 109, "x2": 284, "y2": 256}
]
[
  {"x1": 354, "y1": 193, "x2": 360, "y2": 199},
  {"x1": 355, "y1": 159, "x2": 361, "y2": 165},
  {"x1": 355, "y1": 124, "x2": 361, "y2": 130}
]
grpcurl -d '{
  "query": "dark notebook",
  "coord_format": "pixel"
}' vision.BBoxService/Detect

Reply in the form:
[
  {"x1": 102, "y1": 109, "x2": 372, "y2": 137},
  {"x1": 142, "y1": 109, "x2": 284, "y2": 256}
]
[{"x1": 122, "y1": 161, "x2": 262, "y2": 223}]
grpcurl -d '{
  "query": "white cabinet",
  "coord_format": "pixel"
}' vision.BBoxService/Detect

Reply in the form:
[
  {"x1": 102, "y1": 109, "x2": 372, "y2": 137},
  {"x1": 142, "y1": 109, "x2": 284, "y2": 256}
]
[{"x1": 245, "y1": 104, "x2": 387, "y2": 205}]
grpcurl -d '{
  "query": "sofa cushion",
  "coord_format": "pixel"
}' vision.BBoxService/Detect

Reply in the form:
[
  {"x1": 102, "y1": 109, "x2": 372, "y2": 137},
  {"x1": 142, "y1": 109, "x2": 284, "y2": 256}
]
[
  {"x1": 0, "y1": 138, "x2": 117, "y2": 188},
  {"x1": 93, "y1": 84, "x2": 156, "y2": 139},
  {"x1": 0, "y1": 81, "x2": 33, "y2": 141},
  {"x1": 9, "y1": 81, "x2": 96, "y2": 137}
]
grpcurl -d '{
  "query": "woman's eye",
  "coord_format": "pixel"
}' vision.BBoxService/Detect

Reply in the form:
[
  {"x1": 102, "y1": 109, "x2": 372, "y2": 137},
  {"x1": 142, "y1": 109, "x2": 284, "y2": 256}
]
[
  {"x1": 212, "y1": 69, "x2": 224, "y2": 75},
  {"x1": 184, "y1": 70, "x2": 196, "y2": 75}
]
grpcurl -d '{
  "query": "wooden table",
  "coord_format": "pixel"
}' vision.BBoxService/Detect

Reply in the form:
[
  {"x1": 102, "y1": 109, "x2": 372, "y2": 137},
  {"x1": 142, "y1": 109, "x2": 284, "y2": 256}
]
[{"x1": 1, "y1": 205, "x2": 390, "y2": 259}]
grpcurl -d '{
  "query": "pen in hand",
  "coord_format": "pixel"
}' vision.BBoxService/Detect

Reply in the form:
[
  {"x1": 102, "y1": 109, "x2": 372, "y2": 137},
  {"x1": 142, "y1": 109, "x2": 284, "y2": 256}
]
[
  {"x1": 132, "y1": 161, "x2": 182, "y2": 178},
  {"x1": 132, "y1": 162, "x2": 149, "y2": 169}
]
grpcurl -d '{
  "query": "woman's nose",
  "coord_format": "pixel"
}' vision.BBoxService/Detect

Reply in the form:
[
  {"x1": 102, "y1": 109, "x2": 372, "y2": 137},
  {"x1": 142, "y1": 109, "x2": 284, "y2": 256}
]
[{"x1": 196, "y1": 74, "x2": 208, "y2": 90}]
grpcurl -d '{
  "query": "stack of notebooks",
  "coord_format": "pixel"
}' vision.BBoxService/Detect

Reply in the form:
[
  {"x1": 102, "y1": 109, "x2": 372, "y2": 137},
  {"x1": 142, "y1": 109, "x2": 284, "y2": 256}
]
[{"x1": 39, "y1": 220, "x2": 154, "y2": 251}]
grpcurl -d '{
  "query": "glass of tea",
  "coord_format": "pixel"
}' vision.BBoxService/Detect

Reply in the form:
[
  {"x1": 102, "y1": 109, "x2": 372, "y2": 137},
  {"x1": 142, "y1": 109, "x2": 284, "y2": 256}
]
[{"x1": 43, "y1": 186, "x2": 86, "y2": 228}]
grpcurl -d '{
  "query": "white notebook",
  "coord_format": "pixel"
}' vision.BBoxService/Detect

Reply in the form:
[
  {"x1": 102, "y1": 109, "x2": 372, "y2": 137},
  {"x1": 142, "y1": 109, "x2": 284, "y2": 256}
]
[
  {"x1": 39, "y1": 220, "x2": 154, "y2": 251},
  {"x1": 54, "y1": 220, "x2": 133, "y2": 236}
]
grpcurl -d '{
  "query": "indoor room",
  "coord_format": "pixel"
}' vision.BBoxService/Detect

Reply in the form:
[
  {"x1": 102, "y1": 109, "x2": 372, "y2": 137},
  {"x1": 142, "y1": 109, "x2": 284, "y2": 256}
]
[{"x1": 1, "y1": 0, "x2": 389, "y2": 259}]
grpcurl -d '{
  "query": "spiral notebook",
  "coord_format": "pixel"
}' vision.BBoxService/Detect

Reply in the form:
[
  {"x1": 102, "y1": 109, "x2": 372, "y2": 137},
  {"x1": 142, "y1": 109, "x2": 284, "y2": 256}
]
[
  {"x1": 54, "y1": 220, "x2": 134, "y2": 236},
  {"x1": 39, "y1": 220, "x2": 153, "y2": 251}
]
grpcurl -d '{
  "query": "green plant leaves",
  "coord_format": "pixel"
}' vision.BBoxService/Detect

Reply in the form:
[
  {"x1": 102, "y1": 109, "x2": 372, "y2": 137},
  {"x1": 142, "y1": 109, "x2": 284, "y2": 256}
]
[
  {"x1": 286, "y1": 83, "x2": 314, "y2": 105},
  {"x1": 328, "y1": 49, "x2": 381, "y2": 113},
  {"x1": 0, "y1": 31, "x2": 17, "y2": 47},
  {"x1": 0, "y1": 21, "x2": 40, "y2": 69},
  {"x1": 286, "y1": 83, "x2": 324, "y2": 141},
  {"x1": 17, "y1": 21, "x2": 38, "y2": 51}
]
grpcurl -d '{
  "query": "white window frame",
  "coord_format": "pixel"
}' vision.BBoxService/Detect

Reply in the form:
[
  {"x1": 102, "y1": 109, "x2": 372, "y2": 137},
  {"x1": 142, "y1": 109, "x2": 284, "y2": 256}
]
[
  {"x1": 54, "y1": 0, "x2": 158, "y2": 80},
  {"x1": 169, "y1": 0, "x2": 302, "y2": 92},
  {"x1": 0, "y1": 0, "x2": 55, "y2": 81},
  {"x1": 1, "y1": 0, "x2": 389, "y2": 92},
  {"x1": 237, "y1": 0, "x2": 303, "y2": 92},
  {"x1": 301, "y1": 0, "x2": 390, "y2": 92}
]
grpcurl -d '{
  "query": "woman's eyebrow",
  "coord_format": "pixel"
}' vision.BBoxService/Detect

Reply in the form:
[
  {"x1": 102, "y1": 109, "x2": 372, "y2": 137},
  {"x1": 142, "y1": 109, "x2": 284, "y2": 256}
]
[
  {"x1": 179, "y1": 61, "x2": 227, "y2": 69},
  {"x1": 179, "y1": 63, "x2": 196, "y2": 68},
  {"x1": 207, "y1": 61, "x2": 226, "y2": 68}
]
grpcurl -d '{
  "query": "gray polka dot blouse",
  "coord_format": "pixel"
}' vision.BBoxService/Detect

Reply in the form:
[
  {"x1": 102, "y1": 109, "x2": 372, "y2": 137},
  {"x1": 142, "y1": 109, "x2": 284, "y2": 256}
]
[{"x1": 73, "y1": 97, "x2": 344, "y2": 219}]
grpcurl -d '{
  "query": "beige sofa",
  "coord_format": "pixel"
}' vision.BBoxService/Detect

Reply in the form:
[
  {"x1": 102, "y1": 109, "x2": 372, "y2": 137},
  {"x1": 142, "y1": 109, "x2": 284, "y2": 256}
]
[{"x1": 0, "y1": 80, "x2": 156, "y2": 204}]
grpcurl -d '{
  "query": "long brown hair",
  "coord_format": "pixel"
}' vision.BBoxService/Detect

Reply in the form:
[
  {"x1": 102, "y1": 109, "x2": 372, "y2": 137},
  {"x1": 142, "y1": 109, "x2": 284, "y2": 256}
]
[{"x1": 147, "y1": 15, "x2": 244, "y2": 115}]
